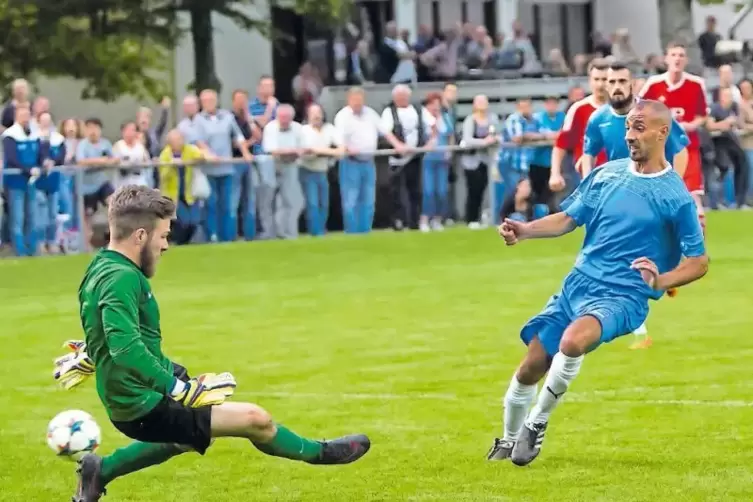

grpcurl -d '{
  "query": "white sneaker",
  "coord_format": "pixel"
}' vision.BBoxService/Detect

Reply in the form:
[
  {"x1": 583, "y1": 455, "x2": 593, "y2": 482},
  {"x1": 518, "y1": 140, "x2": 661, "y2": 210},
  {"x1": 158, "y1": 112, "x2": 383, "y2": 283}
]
[
  {"x1": 468, "y1": 221, "x2": 482, "y2": 230},
  {"x1": 430, "y1": 219, "x2": 444, "y2": 231},
  {"x1": 419, "y1": 222, "x2": 431, "y2": 233},
  {"x1": 739, "y1": 204, "x2": 752, "y2": 211}
]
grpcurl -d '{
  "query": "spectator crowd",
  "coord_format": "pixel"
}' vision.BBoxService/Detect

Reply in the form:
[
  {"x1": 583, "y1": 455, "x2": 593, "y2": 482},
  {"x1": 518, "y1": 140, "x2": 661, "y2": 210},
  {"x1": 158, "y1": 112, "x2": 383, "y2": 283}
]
[
  {"x1": 344, "y1": 19, "x2": 673, "y2": 85},
  {"x1": 2, "y1": 18, "x2": 753, "y2": 259}
]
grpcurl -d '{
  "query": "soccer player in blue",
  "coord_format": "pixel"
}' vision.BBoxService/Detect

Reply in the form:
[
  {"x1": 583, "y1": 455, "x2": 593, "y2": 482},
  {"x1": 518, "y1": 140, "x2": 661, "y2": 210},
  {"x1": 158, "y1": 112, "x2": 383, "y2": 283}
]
[
  {"x1": 580, "y1": 63, "x2": 689, "y2": 177},
  {"x1": 485, "y1": 99, "x2": 708, "y2": 466},
  {"x1": 579, "y1": 62, "x2": 691, "y2": 348}
]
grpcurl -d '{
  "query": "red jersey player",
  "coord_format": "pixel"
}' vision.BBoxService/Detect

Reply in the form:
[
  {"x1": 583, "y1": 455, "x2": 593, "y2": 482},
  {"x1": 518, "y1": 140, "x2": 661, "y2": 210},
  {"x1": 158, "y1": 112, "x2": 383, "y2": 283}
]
[
  {"x1": 548, "y1": 61, "x2": 609, "y2": 192},
  {"x1": 639, "y1": 41, "x2": 708, "y2": 228}
]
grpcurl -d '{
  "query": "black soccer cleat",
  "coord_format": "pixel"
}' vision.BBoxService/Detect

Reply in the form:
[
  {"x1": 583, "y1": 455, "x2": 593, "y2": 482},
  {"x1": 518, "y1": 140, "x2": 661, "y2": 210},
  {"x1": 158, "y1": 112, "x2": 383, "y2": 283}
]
[
  {"x1": 511, "y1": 422, "x2": 547, "y2": 467},
  {"x1": 72, "y1": 453, "x2": 106, "y2": 502},
  {"x1": 306, "y1": 434, "x2": 371, "y2": 465},
  {"x1": 486, "y1": 438, "x2": 515, "y2": 461}
]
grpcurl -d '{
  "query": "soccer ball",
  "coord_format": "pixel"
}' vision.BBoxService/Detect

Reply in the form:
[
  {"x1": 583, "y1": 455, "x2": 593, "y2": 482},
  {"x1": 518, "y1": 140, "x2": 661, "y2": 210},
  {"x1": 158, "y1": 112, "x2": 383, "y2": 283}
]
[{"x1": 46, "y1": 410, "x2": 101, "y2": 460}]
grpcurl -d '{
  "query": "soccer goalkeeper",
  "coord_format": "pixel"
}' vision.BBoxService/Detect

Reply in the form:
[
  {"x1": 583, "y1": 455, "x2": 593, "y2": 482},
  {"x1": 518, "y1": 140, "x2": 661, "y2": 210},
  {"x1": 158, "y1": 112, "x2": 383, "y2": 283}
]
[{"x1": 60, "y1": 185, "x2": 370, "y2": 502}]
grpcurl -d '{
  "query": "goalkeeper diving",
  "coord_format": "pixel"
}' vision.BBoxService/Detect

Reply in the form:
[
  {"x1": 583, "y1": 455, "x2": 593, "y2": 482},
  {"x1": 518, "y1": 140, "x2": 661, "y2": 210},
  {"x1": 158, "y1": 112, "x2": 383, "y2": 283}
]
[{"x1": 55, "y1": 185, "x2": 370, "y2": 502}]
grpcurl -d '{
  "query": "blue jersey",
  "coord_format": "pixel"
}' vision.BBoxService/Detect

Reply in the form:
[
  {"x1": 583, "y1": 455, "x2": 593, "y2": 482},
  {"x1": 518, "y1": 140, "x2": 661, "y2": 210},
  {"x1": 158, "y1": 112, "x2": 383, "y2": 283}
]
[
  {"x1": 562, "y1": 158, "x2": 705, "y2": 300},
  {"x1": 583, "y1": 105, "x2": 689, "y2": 162}
]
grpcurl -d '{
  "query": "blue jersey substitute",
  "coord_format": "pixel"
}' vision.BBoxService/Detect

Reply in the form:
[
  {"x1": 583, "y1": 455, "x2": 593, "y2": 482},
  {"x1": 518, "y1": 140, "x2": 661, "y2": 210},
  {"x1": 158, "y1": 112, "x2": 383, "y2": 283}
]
[
  {"x1": 521, "y1": 158, "x2": 706, "y2": 356},
  {"x1": 583, "y1": 104, "x2": 689, "y2": 162}
]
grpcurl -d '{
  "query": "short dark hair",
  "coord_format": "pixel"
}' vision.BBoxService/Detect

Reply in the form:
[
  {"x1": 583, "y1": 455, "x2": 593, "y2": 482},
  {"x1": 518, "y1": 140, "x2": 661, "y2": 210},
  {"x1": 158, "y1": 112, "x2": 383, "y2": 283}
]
[
  {"x1": 84, "y1": 118, "x2": 103, "y2": 128},
  {"x1": 258, "y1": 75, "x2": 274, "y2": 82},
  {"x1": 588, "y1": 60, "x2": 608, "y2": 73},
  {"x1": 120, "y1": 120, "x2": 137, "y2": 131},
  {"x1": 232, "y1": 89, "x2": 248, "y2": 99},
  {"x1": 608, "y1": 62, "x2": 631, "y2": 74},
  {"x1": 666, "y1": 41, "x2": 686, "y2": 51},
  {"x1": 108, "y1": 186, "x2": 176, "y2": 241}
]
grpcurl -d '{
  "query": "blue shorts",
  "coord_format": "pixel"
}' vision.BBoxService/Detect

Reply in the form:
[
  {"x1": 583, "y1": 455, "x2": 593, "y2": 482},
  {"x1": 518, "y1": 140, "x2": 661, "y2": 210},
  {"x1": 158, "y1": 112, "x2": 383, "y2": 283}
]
[{"x1": 520, "y1": 270, "x2": 649, "y2": 356}]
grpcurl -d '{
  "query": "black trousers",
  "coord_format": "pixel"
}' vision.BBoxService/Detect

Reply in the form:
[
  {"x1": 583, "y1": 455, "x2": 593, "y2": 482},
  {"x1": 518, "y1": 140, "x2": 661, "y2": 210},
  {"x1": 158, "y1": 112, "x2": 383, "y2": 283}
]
[
  {"x1": 528, "y1": 165, "x2": 555, "y2": 211},
  {"x1": 390, "y1": 157, "x2": 422, "y2": 229},
  {"x1": 713, "y1": 139, "x2": 750, "y2": 206},
  {"x1": 464, "y1": 164, "x2": 489, "y2": 223}
]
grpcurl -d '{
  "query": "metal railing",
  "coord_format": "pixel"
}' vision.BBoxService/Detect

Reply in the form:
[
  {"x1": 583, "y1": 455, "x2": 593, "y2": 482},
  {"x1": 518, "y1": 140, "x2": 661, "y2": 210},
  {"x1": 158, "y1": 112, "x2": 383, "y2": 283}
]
[{"x1": 0, "y1": 130, "x2": 746, "y2": 255}]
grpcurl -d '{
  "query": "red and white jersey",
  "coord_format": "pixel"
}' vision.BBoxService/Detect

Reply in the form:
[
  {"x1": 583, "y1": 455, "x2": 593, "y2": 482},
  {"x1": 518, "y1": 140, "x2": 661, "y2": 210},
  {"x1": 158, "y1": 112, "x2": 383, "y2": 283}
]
[
  {"x1": 555, "y1": 96, "x2": 607, "y2": 166},
  {"x1": 638, "y1": 72, "x2": 708, "y2": 149}
]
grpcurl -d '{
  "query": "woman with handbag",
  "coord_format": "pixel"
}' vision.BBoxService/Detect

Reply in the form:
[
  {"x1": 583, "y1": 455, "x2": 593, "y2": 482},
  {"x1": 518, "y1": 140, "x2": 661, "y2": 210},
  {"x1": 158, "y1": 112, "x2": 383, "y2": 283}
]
[{"x1": 158, "y1": 129, "x2": 210, "y2": 244}]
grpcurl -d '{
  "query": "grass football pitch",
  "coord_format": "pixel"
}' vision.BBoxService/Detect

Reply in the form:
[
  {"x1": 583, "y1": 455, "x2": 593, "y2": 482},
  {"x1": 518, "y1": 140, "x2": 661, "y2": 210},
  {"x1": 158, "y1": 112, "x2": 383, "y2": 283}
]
[{"x1": 2, "y1": 212, "x2": 753, "y2": 502}]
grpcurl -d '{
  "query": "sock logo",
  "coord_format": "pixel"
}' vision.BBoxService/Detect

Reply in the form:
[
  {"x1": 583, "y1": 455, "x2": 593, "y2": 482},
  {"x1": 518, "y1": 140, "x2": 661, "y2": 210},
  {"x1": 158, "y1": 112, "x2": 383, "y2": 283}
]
[{"x1": 546, "y1": 386, "x2": 564, "y2": 399}]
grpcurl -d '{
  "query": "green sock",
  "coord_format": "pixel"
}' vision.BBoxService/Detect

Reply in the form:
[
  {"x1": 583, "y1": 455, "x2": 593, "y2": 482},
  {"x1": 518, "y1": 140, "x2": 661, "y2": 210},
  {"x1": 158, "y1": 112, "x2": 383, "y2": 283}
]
[
  {"x1": 100, "y1": 442, "x2": 186, "y2": 485},
  {"x1": 252, "y1": 424, "x2": 323, "y2": 461}
]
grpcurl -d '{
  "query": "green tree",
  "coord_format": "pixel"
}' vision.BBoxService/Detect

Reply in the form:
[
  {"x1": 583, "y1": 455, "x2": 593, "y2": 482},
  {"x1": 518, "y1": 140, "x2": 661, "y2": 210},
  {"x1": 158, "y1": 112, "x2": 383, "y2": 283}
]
[
  {"x1": 168, "y1": 0, "x2": 348, "y2": 93},
  {"x1": 0, "y1": 0, "x2": 173, "y2": 101},
  {"x1": 0, "y1": 0, "x2": 347, "y2": 101}
]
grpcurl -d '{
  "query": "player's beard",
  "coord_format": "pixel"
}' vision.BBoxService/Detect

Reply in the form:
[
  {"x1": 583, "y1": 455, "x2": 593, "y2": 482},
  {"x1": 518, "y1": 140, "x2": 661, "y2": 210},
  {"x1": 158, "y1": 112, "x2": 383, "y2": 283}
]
[
  {"x1": 610, "y1": 92, "x2": 633, "y2": 112},
  {"x1": 140, "y1": 235, "x2": 157, "y2": 278}
]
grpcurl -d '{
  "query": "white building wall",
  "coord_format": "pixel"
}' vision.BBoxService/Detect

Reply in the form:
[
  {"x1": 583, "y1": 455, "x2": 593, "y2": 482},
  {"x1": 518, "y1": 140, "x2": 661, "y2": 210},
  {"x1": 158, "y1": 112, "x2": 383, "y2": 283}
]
[{"x1": 173, "y1": 3, "x2": 273, "y2": 108}]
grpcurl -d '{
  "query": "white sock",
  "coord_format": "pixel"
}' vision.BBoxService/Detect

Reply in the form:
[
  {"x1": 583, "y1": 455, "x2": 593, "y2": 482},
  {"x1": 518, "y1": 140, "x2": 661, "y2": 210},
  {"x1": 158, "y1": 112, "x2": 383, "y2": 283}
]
[
  {"x1": 633, "y1": 322, "x2": 648, "y2": 336},
  {"x1": 502, "y1": 375, "x2": 537, "y2": 441},
  {"x1": 526, "y1": 352, "x2": 584, "y2": 426}
]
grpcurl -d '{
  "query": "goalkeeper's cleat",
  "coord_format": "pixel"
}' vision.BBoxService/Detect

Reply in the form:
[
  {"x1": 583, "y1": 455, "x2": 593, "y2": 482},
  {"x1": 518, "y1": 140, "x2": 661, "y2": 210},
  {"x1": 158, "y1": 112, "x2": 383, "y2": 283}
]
[
  {"x1": 511, "y1": 422, "x2": 547, "y2": 467},
  {"x1": 667, "y1": 287, "x2": 678, "y2": 297},
  {"x1": 306, "y1": 434, "x2": 371, "y2": 465},
  {"x1": 173, "y1": 378, "x2": 230, "y2": 408},
  {"x1": 486, "y1": 438, "x2": 515, "y2": 461},
  {"x1": 72, "y1": 453, "x2": 106, "y2": 502}
]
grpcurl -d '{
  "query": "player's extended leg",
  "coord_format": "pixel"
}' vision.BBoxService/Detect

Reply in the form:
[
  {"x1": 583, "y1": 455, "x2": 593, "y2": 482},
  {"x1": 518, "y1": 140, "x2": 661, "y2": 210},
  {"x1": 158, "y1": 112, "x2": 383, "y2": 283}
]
[
  {"x1": 210, "y1": 402, "x2": 370, "y2": 464},
  {"x1": 74, "y1": 401, "x2": 369, "y2": 501},
  {"x1": 511, "y1": 316, "x2": 600, "y2": 467},
  {"x1": 487, "y1": 337, "x2": 549, "y2": 461}
]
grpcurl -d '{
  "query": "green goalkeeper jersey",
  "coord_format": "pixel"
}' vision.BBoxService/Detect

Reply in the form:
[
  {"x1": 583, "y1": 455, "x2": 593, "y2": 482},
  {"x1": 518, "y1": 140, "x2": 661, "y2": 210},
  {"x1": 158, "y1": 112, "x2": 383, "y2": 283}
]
[{"x1": 78, "y1": 249, "x2": 176, "y2": 422}]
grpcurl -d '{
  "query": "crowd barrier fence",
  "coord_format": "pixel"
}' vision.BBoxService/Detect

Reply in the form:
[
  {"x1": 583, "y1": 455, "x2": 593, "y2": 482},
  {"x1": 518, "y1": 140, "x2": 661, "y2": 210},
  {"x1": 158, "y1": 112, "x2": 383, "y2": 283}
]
[{"x1": 0, "y1": 130, "x2": 743, "y2": 255}]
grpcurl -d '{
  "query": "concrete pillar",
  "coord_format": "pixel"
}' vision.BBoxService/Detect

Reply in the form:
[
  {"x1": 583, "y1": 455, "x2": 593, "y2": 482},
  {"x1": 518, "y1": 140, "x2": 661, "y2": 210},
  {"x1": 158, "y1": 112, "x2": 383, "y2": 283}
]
[
  {"x1": 496, "y1": 0, "x2": 519, "y2": 38},
  {"x1": 395, "y1": 0, "x2": 418, "y2": 43}
]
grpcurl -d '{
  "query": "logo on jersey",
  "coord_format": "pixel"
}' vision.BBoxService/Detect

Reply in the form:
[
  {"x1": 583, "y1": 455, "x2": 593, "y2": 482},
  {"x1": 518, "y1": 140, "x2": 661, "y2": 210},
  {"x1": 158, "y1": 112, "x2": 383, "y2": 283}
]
[{"x1": 671, "y1": 108, "x2": 685, "y2": 119}]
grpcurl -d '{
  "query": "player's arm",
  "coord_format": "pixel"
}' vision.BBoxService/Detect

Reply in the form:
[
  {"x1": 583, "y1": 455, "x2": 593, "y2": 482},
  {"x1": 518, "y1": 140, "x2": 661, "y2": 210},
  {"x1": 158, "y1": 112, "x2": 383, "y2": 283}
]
[
  {"x1": 681, "y1": 85, "x2": 709, "y2": 133},
  {"x1": 672, "y1": 148, "x2": 688, "y2": 177},
  {"x1": 634, "y1": 200, "x2": 709, "y2": 290},
  {"x1": 667, "y1": 119, "x2": 689, "y2": 176},
  {"x1": 519, "y1": 212, "x2": 577, "y2": 239},
  {"x1": 551, "y1": 104, "x2": 579, "y2": 181},
  {"x1": 99, "y1": 271, "x2": 179, "y2": 396},
  {"x1": 580, "y1": 114, "x2": 603, "y2": 177}
]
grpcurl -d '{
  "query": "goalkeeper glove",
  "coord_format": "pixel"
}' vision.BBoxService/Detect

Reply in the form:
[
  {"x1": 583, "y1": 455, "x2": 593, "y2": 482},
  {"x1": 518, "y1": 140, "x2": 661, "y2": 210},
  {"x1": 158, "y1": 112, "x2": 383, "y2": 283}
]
[
  {"x1": 53, "y1": 340, "x2": 95, "y2": 390},
  {"x1": 171, "y1": 372, "x2": 237, "y2": 408},
  {"x1": 198, "y1": 372, "x2": 237, "y2": 398}
]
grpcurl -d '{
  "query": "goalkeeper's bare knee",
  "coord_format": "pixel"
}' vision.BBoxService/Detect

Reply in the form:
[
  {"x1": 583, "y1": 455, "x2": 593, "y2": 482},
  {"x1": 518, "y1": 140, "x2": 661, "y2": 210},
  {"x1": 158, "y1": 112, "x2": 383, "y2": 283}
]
[{"x1": 211, "y1": 402, "x2": 275, "y2": 441}]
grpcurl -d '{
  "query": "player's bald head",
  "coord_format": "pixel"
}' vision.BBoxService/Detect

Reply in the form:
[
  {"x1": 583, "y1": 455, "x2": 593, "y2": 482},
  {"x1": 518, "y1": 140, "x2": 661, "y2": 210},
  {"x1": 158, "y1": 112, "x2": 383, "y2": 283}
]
[{"x1": 632, "y1": 98, "x2": 672, "y2": 127}]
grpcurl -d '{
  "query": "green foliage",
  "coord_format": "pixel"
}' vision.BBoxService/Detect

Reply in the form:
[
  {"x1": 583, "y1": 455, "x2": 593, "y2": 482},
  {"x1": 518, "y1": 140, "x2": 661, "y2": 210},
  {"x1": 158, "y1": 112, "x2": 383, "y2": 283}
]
[
  {"x1": 0, "y1": 0, "x2": 347, "y2": 101},
  {"x1": 0, "y1": 0, "x2": 171, "y2": 101}
]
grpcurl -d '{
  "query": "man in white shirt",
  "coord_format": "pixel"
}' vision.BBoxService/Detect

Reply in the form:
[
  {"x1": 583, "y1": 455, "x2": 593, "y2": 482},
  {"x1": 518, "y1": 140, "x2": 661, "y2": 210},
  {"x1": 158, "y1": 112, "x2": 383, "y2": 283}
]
[
  {"x1": 262, "y1": 104, "x2": 305, "y2": 239},
  {"x1": 300, "y1": 104, "x2": 343, "y2": 236},
  {"x1": 112, "y1": 121, "x2": 152, "y2": 188},
  {"x1": 334, "y1": 87, "x2": 405, "y2": 233},
  {"x1": 381, "y1": 84, "x2": 431, "y2": 230}
]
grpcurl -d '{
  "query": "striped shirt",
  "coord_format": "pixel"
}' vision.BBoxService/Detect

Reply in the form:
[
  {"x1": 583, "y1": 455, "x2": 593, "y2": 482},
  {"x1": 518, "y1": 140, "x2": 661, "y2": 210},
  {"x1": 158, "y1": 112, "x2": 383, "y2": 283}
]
[
  {"x1": 249, "y1": 97, "x2": 278, "y2": 155},
  {"x1": 502, "y1": 112, "x2": 541, "y2": 173}
]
